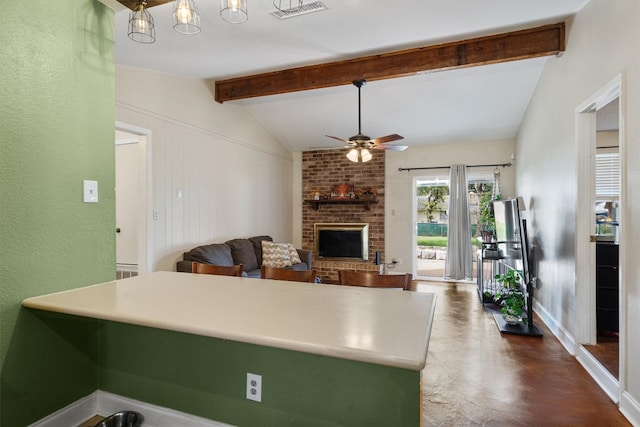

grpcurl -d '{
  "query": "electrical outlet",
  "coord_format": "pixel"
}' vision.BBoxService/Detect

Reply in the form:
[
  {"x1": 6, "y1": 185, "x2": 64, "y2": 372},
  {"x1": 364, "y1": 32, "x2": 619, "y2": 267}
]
[{"x1": 246, "y1": 373, "x2": 262, "y2": 402}]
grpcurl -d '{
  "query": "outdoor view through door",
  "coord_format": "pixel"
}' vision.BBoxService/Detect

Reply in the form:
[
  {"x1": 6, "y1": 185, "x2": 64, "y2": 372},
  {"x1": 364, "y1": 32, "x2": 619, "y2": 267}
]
[{"x1": 416, "y1": 175, "x2": 494, "y2": 280}]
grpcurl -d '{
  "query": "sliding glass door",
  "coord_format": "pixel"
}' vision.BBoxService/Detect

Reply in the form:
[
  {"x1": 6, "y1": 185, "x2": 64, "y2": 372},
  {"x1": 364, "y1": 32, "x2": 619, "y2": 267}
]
[{"x1": 415, "y1": 174, "x2": 493, "y2": 281}]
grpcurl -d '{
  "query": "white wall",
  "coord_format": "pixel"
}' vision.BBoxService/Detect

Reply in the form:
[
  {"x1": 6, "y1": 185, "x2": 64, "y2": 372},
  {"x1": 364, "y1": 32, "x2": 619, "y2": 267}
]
[
  {"x1": 384, "y1": 139, "x2": 516, "y2": 274},
  {"x1": 116, "y1": 65, "x2": 294, "y2": 271},
  {"x1": 516, "y1": 0, "x2": 640, "y2": 420}
]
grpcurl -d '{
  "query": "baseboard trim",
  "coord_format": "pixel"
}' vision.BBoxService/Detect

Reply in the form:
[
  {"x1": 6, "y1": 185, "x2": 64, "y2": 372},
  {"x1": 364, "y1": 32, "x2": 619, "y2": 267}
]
[
  {"x1": 29, "y1": 390, "x2": 235, "y2": 427},
  {"x1": 575, "y1": 345, "x2": 619, "y2": 403},
  {"x1": 95, "y1": 391, "x2": 235, "y2": 427},
  {"x1": 620, "y1": 391, "x2": 640, "y2": 427},
  {"x1": 28, "y1": 393, "x2": 97, "y2": 427},
  {"x1": 534, "y1": 301, "x2": 634, "y2": 421},
  {"x1": 533, "y1": 300, "x2": 576, "y2": 355}
]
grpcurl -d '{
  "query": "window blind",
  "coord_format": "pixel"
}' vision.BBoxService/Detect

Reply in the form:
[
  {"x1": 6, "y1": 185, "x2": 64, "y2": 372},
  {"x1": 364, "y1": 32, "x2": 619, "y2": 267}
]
[{"x1": 595, "y1": 152, "x2": 620, "y2": 197}]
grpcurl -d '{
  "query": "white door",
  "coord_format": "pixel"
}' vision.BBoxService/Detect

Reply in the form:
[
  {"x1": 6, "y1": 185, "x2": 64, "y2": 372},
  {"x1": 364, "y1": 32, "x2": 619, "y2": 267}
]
[{"x1": 115, "y1": 135, "x2": 140, "y2": 267}]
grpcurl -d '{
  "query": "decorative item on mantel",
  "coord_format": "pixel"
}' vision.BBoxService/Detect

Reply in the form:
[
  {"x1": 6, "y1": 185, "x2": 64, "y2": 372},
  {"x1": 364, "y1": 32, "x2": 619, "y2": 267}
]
[
  {"x1": 309, "y1": 189, "x2": 323, "y2": 200},
  {"x1": 356, "y1": 186, "x2": 377, "y2": 200},
  {"x1": 331, "y1": 183, "x2": 355, "y2": 200},
  {"x1": 305, "y1": 184, "x2": 378, "y2": 210}
]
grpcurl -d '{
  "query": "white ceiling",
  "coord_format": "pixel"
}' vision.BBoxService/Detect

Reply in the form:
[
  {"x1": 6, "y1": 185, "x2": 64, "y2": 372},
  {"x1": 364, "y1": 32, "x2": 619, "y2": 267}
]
[{"x1": 111, "y1": 0, "x2": 590, "y2": 152}]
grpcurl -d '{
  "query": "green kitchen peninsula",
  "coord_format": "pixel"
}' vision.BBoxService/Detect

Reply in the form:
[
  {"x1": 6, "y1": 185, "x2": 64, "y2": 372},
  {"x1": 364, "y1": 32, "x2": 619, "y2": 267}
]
[{"x1": 23, "y1": 271, "x2": 436, "y2": 426}]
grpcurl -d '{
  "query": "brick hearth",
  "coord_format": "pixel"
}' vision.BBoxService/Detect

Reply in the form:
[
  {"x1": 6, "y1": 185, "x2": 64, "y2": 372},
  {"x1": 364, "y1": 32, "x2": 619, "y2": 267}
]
[{"x1": 302, "y1": 150, "x2": 385, "y2": 283}]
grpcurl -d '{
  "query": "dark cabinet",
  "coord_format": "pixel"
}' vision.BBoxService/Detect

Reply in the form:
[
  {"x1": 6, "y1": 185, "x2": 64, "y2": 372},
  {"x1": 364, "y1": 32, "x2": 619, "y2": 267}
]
[{"x1": 596, "y1": 243, "x2": 619, "y2": 333}]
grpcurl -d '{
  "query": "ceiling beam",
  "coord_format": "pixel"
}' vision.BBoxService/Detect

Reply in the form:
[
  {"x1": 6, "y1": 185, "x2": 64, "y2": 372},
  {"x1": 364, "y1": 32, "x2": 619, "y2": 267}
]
[
  {"x1": 116, "y1": 0, "x2": 172, "y2": 10},
  {"x1": 214, "y1": 22, "x2": 565, "y2": 103}
]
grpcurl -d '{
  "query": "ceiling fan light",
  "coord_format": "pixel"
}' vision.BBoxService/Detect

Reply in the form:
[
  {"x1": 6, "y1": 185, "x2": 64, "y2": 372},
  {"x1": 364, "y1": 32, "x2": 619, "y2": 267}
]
[
  {"x1": 346, "y1": 148, "x2": 360, "y2": 163},
  {"x1": 128, "y1": 1, "x2": 156, "y2": 44},
  {"x1": 220, "y1": 0, "x2": 248, "y2": 23},
  {"x1": 173, "y1": 0, "x2": 201, "y2": 35},
  {"x1": 361, "y1": 148, "x2": 372, "y2": 162}
]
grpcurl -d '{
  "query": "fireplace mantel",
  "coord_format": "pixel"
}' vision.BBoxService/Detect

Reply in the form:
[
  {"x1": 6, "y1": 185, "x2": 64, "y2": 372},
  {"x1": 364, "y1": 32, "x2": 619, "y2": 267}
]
[{"x1": 305, "y1": 198, "x2": 378, "y2": 211}]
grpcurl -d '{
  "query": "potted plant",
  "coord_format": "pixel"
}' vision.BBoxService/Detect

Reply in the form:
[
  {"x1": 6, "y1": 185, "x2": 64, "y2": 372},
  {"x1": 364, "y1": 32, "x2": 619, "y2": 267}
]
[
  {"x1": 494, "y1": 269, "x2": 526, "y2": 325},
  {"x1": 478, "y1": 193, "x2": 498, "y2": 242}
]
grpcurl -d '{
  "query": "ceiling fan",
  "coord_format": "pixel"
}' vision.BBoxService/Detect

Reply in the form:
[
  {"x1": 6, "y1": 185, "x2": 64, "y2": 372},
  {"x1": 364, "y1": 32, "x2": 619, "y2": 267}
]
[{"x1": 325, "y1": 79, "x2": 407, "y2": 162}]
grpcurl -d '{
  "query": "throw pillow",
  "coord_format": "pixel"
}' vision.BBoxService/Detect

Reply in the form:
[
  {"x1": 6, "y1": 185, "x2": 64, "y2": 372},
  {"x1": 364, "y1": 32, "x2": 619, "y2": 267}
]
[
  {"x1": 225, "y1": 239, "x2": 259, "y2": 272},
  {"x1": 287, "y1": 243, "x2": 302, "y2": 264},
  {"x1": 262, "y1": 241, "x2": 292, "y2": 268},
  {"x1": 187, "y1": 243, "x2": 234, "y2": 266},
  {"x1": 248, "y1": 235, "x2": 273, "y2": 266}
]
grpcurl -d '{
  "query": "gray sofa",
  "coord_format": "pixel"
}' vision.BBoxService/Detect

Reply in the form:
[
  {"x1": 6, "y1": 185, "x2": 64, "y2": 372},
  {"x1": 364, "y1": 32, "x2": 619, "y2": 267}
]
[{"x1": 176, "y1": 235, "x2": 312, "y2": 278}]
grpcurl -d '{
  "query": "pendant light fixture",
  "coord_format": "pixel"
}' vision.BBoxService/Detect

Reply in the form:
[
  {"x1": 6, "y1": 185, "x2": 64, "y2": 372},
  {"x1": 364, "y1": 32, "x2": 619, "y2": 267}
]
[
  {"x1": 220, "y1": 0, "x2": 248, "y2": 23},
  {"x1": 173, "y1": 0, "x2": 201, "y2": 34},
  {"x1": 346, "y1": 147, "x2": 372, "y2": 163},
  {"x1": 273, "y1": 0, "x2": 303, "y2": 12},
  {"x1": 128, "y1": 0, "x2": 156, "y2": 44}
]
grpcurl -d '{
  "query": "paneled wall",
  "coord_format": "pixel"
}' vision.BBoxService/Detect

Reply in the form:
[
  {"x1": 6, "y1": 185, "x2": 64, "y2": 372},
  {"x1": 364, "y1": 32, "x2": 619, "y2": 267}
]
[
  {"x1": 116, "y1": 66, "x2": 294, "y2": 271},
  {"x1": 302, "y1": 150, "x2": 385, "y2": 282}
]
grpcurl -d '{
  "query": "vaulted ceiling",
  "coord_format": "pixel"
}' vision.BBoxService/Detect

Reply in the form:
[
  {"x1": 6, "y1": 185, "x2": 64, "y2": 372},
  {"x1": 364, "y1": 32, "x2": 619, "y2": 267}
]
[{"x1": 107, "y1": 0, "x2": 590, "y2": 151}]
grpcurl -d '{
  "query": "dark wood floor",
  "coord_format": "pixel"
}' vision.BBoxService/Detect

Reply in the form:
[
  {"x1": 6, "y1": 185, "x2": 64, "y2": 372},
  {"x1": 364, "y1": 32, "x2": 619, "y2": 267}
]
[
  {"x1": 417, "y1": 281, "x2": 630, "y2": 426},
  {"x1": 584, "y1": 332, "x2": 620, "y2": 379}
]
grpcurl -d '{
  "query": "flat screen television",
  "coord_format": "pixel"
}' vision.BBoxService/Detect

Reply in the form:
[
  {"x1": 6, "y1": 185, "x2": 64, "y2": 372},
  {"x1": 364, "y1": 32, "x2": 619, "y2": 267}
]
[{"x1": 492, "y1": 199, "x2": 530, "y2": 284}]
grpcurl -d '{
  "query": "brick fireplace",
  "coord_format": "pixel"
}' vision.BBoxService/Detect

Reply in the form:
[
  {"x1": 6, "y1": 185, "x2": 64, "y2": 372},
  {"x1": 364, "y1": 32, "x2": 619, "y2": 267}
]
[{"x1": 302, "y1": 150, "x2": 385, "y2": 283}]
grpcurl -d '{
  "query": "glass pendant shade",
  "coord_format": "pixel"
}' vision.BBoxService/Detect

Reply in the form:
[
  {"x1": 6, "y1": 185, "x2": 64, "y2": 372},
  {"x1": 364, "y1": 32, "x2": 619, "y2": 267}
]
[
  {"x1": 346, "y1": 147, "x2": 372, "y2": 163},
  {"x1": 273, "y1": 0, "x2": 303, "y2": 12},
  {"x1": 220, "y1": 0, "x2": 248, "y2": 23},
  {"x1": 128, "y1": 1, "x2": 156, "y2": 44},
  {"x1": 173, "y1": 0, "x2": 201, "y2": 34}
]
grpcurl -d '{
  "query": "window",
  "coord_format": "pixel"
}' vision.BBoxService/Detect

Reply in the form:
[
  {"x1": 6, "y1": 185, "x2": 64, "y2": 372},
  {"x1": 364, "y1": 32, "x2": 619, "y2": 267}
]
[{"x1": 595, "y1": 152, "x2": 620, "y2": 198}]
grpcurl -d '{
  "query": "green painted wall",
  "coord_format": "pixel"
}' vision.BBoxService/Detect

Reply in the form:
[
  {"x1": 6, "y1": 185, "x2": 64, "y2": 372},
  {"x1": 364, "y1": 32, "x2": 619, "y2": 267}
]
[
  {"x1": 0, "y1": 0, "x2": 115, "y2": 425},
  {"x1": 0, "y1": 2, "x2": 420, "y2": 426},
  {"x1": 101, "y1": 322, "x2": 420, "y2": 426}
]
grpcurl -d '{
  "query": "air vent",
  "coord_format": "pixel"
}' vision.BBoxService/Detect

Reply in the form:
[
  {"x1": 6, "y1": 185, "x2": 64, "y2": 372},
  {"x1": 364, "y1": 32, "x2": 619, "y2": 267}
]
[{"x1": 270, "y1": 1, "x2": 329, "y2": 19}]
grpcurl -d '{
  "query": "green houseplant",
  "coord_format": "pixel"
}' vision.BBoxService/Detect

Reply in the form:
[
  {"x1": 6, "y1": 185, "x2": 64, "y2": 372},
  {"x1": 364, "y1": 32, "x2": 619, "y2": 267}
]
[
  {"x1": 494, "y1": 269, "x2": 526, "y2": 324},
  {"x1": 478, "y1": 192, "x2": 499, "y2": 241}
]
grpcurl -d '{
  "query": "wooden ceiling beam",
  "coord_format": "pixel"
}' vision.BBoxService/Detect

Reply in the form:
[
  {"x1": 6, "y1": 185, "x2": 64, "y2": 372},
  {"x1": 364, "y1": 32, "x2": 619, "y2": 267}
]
[{"x1": 214, "y1": 22, "x2": 565, "y2": 103}]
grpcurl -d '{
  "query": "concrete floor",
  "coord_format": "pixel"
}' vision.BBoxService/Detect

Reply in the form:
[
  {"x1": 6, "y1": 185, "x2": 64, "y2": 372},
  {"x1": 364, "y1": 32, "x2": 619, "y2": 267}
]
[{"x1": 416, "y1": 280, "x2": 630, "y2": 426}]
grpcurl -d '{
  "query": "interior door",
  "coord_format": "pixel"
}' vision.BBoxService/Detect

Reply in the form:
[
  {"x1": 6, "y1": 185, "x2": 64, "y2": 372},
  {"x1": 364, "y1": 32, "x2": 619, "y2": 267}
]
[{"x1": 115, "y1": 138, "x2": 139, "y2": 267}]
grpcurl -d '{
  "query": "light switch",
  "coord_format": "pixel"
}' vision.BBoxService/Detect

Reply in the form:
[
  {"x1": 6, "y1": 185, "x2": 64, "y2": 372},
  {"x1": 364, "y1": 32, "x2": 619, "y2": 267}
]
[{"x1": 83, "y1": 180, "x2": 98, "y2": 203}]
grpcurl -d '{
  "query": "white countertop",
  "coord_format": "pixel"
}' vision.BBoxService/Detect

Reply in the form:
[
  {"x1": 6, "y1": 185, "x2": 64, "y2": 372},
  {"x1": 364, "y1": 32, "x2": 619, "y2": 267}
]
[{"x1": 22, "y1": 271, "x2": 436, "y2": 371}]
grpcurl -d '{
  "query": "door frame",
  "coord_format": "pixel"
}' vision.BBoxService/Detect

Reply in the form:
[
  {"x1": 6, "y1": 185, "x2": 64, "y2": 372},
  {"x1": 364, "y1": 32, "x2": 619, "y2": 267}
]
[
  {"x1": 116, "y1": 121, "x2": 153, "y2": 274},
  {"x1": 574, "y1": 74, "x2": 625, "y2": 403},
  {"x1": 412, "y1": 171, "x2": 493, "y2": 281},
  {"x1": 412, "y1": 174, "x2": 450, "y2": 281}
]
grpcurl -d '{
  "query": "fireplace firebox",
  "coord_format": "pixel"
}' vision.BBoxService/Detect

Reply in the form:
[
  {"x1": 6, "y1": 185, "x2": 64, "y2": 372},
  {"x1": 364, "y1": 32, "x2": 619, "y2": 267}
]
[{"x1": 314, "y1": 223, "x2": 369, "y2": 261}]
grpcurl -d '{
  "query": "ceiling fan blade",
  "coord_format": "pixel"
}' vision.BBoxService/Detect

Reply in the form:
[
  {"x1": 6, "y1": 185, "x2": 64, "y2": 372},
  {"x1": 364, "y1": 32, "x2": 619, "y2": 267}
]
[
  {"x1": 371, "y1": 134, "x2": 404, "y2": 145},
  {"x1": 372, "y1": 144, "x2": 408, "y2": 151},
  {"x1": 325, "y1": 135, "x2": 350, "y2": 143},
  {"x1": 309, "y1": 145, "x2": 351, "y2": 150}
]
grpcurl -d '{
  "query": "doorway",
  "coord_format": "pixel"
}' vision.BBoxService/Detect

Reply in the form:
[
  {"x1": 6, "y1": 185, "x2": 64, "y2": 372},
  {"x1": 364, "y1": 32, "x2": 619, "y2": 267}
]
[
  {"x1": 414, "y1": 173, "x2": 493, "y2": 281},
  {"x1": 115, "y1": 121, "x2": 153, "y2": 275},
  {"x1": 116, "y1": 130, "x2": 140, "y2": 278},
  {"x1": 575, "y1": 76, "x2": 624, "y2": 403}
]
